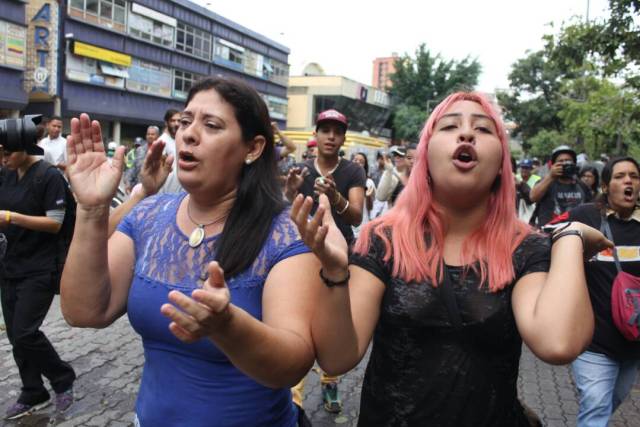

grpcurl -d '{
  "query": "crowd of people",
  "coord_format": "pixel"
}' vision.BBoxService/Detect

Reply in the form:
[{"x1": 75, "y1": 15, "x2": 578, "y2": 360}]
[{"x1": 0, "y1": 76, "x2": 638, "y2": 427}]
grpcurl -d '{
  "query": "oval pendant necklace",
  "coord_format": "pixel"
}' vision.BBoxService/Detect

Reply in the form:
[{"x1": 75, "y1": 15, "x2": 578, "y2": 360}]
[{"x1": 186, "y1": 198, "x2": 226, "y2": 248}]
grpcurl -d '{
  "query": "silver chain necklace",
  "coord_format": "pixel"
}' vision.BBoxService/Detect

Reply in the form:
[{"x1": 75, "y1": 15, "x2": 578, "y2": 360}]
[{"x1": 186, "y1": 199, "x2": 227, "y2": 248}]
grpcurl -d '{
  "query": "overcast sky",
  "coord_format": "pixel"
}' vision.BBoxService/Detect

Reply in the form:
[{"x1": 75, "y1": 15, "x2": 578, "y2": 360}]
[{"x1": 196, "y1": 0, "x2": 611, "y2": 93}]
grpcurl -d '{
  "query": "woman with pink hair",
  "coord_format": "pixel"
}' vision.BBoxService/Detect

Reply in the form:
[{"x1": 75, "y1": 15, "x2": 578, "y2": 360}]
[{"x1": 292, "y1": 92, "x2": 612, "y2": 426}]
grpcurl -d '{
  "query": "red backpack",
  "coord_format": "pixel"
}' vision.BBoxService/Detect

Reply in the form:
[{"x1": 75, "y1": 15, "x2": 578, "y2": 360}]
[{"x1": 601, "y1": 217, "x2": 640, "y2": 341}]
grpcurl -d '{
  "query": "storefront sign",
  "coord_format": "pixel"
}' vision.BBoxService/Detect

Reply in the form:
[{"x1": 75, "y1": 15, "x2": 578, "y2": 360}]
[
  {"x1": 24, "y1": 1, "x2": 59, "y2": 98},
  {"x1": 0, "y1": 20, "x2": 27, "y2": 69},
  {"x1": 126, "y1": 58, "x2": 172, "y2": 98},
  {"x1": 73, "y1": 41, "x2": 132, "y2": 67}
]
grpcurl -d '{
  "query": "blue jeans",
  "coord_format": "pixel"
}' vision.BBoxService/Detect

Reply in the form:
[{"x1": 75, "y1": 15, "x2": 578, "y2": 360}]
[{"x1": 572, "y1": 350, "x2": 640, "y2": 427}]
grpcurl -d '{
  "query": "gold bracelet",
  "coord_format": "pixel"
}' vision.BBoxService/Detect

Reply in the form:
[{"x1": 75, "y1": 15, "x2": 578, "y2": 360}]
[{"x1": 5, "y1": 211, "x2": 11, "y2": 223}]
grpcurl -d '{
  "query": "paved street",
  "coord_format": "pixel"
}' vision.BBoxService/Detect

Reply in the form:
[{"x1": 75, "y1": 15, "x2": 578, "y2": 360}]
[{"x1": 1, "y1": 298, "x2": 639, "y2": 426}]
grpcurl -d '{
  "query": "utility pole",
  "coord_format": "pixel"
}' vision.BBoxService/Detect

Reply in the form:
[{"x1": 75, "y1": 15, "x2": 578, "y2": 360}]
[{"x1": 586, "y1": 0, "x2": 590, "y2": 22}]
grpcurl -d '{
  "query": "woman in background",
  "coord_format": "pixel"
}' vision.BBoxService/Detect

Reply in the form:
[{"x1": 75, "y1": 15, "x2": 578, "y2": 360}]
[{"x1": 351, "y1": 152, "x2": 375, "y2": 238}]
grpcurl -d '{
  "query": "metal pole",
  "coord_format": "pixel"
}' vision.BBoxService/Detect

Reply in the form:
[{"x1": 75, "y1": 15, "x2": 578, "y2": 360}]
[{"x1": 586, "y1": 0, "x2": 590, "y2": 22}]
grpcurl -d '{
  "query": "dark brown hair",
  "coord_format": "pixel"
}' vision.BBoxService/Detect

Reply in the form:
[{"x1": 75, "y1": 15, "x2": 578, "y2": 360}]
[{"x1": 185, "y1": 77, "x2": 284, "y2": 278}]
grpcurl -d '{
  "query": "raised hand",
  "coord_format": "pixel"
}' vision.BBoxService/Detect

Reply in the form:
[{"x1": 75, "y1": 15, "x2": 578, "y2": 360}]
[
  {"x1": 66, "y1": 113, "x2": 125, "y2": 207},
  {"x1": 139, "y1": 140, "x2": 174, "y2": 197},
  {"x1": 291, "y1": 194, "x2": 348, "y2": 276},
  {"x1": 284, "y1": 166, "x2": 308, "y2": 201},
  {"x1": 161, "y1": 261, "x2": 232, "y2": 343}
]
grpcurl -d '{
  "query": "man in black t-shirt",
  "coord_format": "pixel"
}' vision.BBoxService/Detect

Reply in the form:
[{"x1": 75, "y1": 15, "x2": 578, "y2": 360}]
[
  {"x1": 285, "y1": 109, "x2": 365, "y2": 245},
  {"x1": 530, "y1": 145, "x2": 592, "y2": 226},
  {"x1": 0, "y1": 147, "x2": 76, "y2": 419},
  {"x1": 285, "y1": 108, "x2": 365, "y2": 414}
]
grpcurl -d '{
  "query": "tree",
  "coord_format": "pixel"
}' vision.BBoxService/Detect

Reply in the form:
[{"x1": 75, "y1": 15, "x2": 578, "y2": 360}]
[
  {"x1": 527, "y1": 129, "x2": 570, "y2": 159},
  {"x1": 391, "y1": 104, "x2": 427, "y2": 143},
  {"x1": 496, "y1": 34, "x2": 586, "y2": 143},
  {"x1": 498, "y1": 0, "x2": 640, "y2": 158},
  {"x1": 389, "y1": 44, "x2": 481, "y2": 141},
  {"x1": 551, "y1": 0, "x2": 640, "y2": 88},
  {"x1": 559, "y1": 78, "x2": 640, "y2": 157}
]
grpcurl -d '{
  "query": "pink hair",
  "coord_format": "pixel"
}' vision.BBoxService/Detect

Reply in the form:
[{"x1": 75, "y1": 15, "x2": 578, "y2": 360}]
[{"x1": 354, "y1": 92, "x2": 530, "y2": 292}]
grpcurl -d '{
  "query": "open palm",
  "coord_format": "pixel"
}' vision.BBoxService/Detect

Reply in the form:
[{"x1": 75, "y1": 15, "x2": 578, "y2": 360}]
[
  {"x1": 66, "y1": 113, "x2": 125, "y2": 206},
  {"x1": 291, "y1": 194, "x2": 349, "y2": 272}
]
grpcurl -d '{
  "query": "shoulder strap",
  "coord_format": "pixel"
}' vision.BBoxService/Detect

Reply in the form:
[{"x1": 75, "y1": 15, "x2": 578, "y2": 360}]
[
  {"x1": 600, "y1": 215, "x2": 623, "y2": 273},
  {"x1": 439, "y1": 264, "x2": 463, "y2": 330}
]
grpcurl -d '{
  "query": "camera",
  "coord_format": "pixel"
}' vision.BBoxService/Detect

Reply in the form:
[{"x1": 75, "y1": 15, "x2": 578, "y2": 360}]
[
  {"x1": 0, "y1": 115, "x2": 44, "y2": 155},
  {"x1": 561, "y1": 162, "x2": 578, "y2": 178}
]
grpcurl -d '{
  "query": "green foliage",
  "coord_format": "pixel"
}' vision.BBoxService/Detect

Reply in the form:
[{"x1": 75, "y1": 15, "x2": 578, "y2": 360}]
[
  {"x1": 559, "y1": 78, "x2": 640, "y2": 156},
  {"x1": 496, "y1": 48, "x2": 566, "y2": 142},
  {"x1": 389, "y1": 44, "x2": 481, "y2": 109},
  {"x1": 527, "y1": 130, "x2": 571, "y2": 159},
  {"x1": 392, "y1": 104, "x2": 427, "y2": 142},
  {"x1": 388, "y1": 44, "x2": 481, "y2": 141},
  {"x1": 550, "y1": 0, "x2": 640, "y2": 87},
  {"x1": 501, "y1": 0, "x2": 640, "y2": 159}
]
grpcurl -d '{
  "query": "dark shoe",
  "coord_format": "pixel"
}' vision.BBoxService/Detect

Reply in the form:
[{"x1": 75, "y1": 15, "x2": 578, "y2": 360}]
[
  {"x1": 55, "y1": 389, "x2": 74, "y2": 413},
  {"x1": 322, "y1": 382, "x2": 342, "y2": 413},
  {"x1": 5, "y1": 399, "x2": 50, "y2": 420}
]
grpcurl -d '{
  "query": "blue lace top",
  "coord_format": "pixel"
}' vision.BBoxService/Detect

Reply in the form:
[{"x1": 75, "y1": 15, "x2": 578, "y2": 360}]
[{"x1": 117, "y1": 193, "x2": 309, "y2": 427}]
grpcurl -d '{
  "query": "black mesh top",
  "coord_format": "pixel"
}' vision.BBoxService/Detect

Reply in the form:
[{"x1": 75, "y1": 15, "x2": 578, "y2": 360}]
[{"x1": 350, "y1": 232, "x2": 550, "y2": 427}]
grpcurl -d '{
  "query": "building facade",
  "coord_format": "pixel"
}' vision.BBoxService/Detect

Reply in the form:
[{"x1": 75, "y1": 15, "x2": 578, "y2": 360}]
[
  {"x1": 287, "y1": 75, "x2": 391, "y2": 137},
  {"x1": 0, "y1": 0, "x2": 28, "y2": 117},
  {"x1": 285, "y1": 75, "x2": 391, "y2": 161},
  {"x1": 11, "y1": 0, "x2": 289, "y2": 144},
  {"x1": 371, "y1": 54, "x2": 397, "y2": 91}
]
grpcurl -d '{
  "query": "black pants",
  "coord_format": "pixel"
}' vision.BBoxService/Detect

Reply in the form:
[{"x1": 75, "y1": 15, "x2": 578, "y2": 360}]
[{"x1": 1, "y1": 273, "x2": 76, "y2": 405}]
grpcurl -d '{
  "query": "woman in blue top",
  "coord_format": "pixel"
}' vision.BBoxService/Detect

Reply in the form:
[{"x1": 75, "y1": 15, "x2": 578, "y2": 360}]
[{"x1": 59, "y1": 77, "x2": 319, "y2": 426}]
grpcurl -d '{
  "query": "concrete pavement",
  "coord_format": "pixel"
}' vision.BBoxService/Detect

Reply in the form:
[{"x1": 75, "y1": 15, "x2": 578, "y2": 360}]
[{"x1": 1, "y1": 297, "x2": 639, "y2": 426}]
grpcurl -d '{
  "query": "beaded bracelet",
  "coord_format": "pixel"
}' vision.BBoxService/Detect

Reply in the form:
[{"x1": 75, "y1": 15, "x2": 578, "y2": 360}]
[{"x1": 319, "y1": 268, "x2": 350, "y2": 287}]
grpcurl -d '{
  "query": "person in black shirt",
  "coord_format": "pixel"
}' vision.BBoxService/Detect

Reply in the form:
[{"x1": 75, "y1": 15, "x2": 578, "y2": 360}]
[
  {"x1": 568, "y1": 157, "x2": 640, "y2": 427},
  {"x1": 285, "y1": 108, "x2": 365, "y2": 413},
  {"x1": 0, "y1": 144, "x2": 76, "y2": 420},
  {"x1": 291, "y1": 92, "x2": 611, "y2": 426},
  {"x1": 530, "y1": 145, "x2": 592, "y2": 226},
  {"x1": 285, "y1": 109, "x2": 365, "y2": 246}
]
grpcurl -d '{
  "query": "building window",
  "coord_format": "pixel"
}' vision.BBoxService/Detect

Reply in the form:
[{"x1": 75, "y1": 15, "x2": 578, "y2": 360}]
[
  {"x1": 263, "y1": 95, "x2": 287, "y2": 121},
  {"x1": 128, "y1": 4, "x2": 175, "y2": 47},
  {"x1": 243, "y1": 50, "x2": 265, "y2": 77},
  {"x1": 176, "y1": 23, "x2": 211, "y2": 61},
  {"x1": 268, "y1": 59, "x2": 289, "y2": 86},
  {"x1": 68, "y1": 0, "x2": 127, "y2": 32},
  {"x1": 214, "y1": 38, "x2": 244, "y2": 70},
  {"x1": 173, "y1": 69, "x2": 201, "y2": 100}
]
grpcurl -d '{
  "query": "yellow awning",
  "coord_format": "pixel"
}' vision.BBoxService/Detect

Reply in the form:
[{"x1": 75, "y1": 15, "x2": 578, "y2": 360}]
[{"x1": 73, "y1": 41, "x2": 131, "y2": 67}]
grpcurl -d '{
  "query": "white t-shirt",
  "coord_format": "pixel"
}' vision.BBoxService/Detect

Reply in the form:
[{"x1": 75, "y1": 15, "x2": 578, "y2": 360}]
[
  {"x1": 38, "y1": 135, "x2": 67, "y2": 165},
  {"x1": 157, "y1": 132, "x2": 183, "y2": 194}
]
